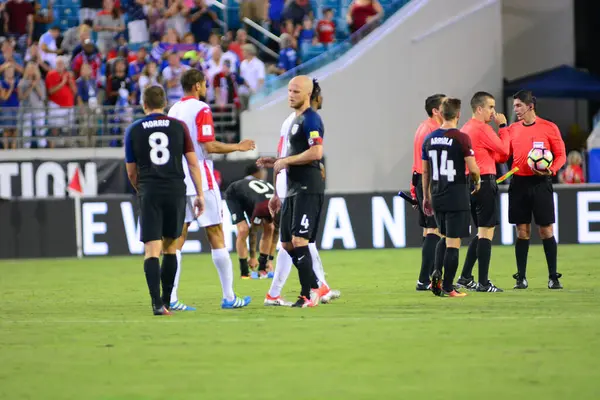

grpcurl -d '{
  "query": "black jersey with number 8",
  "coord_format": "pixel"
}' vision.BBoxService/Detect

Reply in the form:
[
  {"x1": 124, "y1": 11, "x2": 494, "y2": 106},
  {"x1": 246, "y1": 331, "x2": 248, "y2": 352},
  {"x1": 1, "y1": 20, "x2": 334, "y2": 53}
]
[
  {"x1": 124, "y1": 113, "x2": 194, "y2": 196},
  {"x1": 422, "y1": 128, "x2": 474, "y2": 212}
]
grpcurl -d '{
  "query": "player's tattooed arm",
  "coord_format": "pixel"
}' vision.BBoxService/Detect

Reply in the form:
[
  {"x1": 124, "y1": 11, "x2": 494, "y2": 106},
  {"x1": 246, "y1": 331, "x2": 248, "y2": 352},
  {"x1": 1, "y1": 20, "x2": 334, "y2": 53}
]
[{"x1": 248, "y1": 223, "x2": 259, "y2": 260}]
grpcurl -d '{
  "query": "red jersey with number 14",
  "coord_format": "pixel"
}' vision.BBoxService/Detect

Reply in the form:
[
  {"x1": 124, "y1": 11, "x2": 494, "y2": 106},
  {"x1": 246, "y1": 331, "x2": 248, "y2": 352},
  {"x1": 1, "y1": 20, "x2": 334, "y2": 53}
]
[{"x1": 508, "y1": 117, "x2": 566, "y2": 176}]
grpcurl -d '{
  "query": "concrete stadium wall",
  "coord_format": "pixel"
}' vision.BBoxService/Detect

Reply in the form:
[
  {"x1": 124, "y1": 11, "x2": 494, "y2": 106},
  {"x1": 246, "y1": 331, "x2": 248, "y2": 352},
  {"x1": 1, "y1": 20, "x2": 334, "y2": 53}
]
[{"x1": 241, "y1": 0, "x2": 503, "y2": 193}]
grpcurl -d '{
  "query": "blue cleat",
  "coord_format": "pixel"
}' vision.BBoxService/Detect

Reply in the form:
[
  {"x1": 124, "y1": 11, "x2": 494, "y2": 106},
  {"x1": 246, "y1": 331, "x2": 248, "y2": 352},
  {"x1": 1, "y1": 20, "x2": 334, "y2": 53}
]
[
  {"x1": 251, "y1": 271, "x2": 274, "y2": 279},
  {"x1": 221, "y1": 295, "x2": 252, "y2": 309},
  {"x1": 169, "y1": 301, "x2": 196, "y2": 311}
]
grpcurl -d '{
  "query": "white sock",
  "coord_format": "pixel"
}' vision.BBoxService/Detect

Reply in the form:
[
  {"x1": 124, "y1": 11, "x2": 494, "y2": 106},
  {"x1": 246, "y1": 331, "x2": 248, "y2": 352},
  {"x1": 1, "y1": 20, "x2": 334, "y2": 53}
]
[
  {"x1": 309, "y1": 243, "x2": 328, "y2": 288},
  {"x1": 211, "y1": 248, "x2": 235, "y2": 301},
  {"x1": 268, "y1": 248, "x2": 293, "y2": 298},
  {"x1": 170, "y1": 250, "x2": 182, "y2": 303}
]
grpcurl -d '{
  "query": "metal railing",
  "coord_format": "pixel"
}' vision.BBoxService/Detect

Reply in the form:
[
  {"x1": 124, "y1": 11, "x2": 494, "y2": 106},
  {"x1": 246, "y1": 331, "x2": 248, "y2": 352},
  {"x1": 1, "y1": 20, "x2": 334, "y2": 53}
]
[{"x1": 0, "y1": 104, "x2": 239, "y2": 149}]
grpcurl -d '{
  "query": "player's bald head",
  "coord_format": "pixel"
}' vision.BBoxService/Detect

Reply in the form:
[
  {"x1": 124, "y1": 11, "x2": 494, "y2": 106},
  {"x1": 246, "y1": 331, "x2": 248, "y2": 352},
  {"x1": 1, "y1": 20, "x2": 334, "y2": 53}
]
[
  {"x1": 288, "y1": 75, "x2": 313, "y2": 110},
  {"x1": 289, "y1": 75, "x2": 313, "y2": 96}
]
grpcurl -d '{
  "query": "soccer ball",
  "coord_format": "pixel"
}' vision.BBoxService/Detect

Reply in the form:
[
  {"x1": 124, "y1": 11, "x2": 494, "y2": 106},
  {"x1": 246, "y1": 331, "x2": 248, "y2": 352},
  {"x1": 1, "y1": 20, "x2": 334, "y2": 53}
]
[{"x1": 527, "y1": 148, "x2": 554, "y2": 171}]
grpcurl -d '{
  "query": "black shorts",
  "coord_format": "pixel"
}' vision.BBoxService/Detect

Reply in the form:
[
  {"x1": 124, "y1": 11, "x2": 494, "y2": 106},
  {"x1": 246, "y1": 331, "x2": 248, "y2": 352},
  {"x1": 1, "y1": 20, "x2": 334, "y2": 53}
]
[
  {"x1": 413, "y1": 172, "x2": 437, "y2": 229},
  {"x1": 470, "y1": 175, "x2": 500, "y2": 228},
  {"x1": 280, "y1": 193, "x2": 324, "y2": 243},
  {"x1": 226, "y1": 198, "x2": 248, "y2": 225},
  {"x1": 435, "y1": 210, "x2": 471, "y2": 238},
  {"x1": 508, "y1": 175, "x2": 555, "y2": 226},
  {"x1": 139, "y1": 194, "x2": 186, "y2": 243}
]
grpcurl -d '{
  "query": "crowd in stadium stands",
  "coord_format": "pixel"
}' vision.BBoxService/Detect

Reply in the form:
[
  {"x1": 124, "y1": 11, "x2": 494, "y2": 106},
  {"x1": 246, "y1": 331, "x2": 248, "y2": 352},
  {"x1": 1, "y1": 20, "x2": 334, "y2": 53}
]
[{"x1": 0, "y1": 0, "x2": 385, "y2": 149}]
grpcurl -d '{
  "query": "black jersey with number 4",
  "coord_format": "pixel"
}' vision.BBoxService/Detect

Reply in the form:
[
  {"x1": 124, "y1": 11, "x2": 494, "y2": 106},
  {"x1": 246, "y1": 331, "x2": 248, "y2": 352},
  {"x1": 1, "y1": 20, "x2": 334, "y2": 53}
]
[
  {"x1": 286, "y1": 108, "x2": 325, "y2": 196},
  {"x1": 124, "y1": 113, "x2": 194, "y2": 196},
  {"x1": 422, "y1": 128, "x2": 474, "y2": 211},
  {"x1": 225, "y1": 177, "x2": 274, "y2": 214}
]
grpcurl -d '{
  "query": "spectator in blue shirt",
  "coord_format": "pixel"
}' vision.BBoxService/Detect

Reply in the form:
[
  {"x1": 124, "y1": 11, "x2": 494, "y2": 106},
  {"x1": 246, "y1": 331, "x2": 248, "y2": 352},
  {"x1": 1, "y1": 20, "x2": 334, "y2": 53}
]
[
  {"x1": 125, "y1": 0, "x2": 149, "y2": 44},
  {"x1": 128, "y1": 47, "x2": 148, "y2": 84},
  {"x1": 188, "y1": 0, "x2": 218, "y2": 43},
  {"x1": 298, "y1": 16, "x2": 316, "y2": 55},
  {"x1": 269, "y1": 33, "x2": 297, "y2": 75},
  {"x1": 0, "y1": 64, "x2": 20, "y2": 149}
]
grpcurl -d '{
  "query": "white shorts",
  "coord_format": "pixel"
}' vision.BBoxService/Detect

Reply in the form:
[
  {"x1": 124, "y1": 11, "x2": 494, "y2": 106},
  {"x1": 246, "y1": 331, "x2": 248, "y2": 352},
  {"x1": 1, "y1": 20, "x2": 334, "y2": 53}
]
[{"x1": 185, "y1": 190, "x2": 223, "y2": 227}]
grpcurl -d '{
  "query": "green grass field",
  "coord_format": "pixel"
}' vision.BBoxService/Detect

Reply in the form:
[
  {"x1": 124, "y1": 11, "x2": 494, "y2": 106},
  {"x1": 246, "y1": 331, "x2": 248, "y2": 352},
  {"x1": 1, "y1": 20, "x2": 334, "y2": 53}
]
[{"x1": 1, "y1": 245, "x2": 599, "y2": 400}]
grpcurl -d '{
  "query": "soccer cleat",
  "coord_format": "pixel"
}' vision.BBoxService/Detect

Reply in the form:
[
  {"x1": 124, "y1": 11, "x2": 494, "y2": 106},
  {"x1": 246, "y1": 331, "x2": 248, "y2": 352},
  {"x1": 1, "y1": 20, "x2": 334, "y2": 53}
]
[
  {"x1": 221, "y1": 295, "x2": 252, "y2": 309},
  {"x1": 264, "y1": 294, "x2": 293, "y2": 306},
  {"x1": 548, "y1": 273, "x2": 563, "y2": 289},
  {"x1": 321, "y1": 289, "x2": 341, "y2": 303},
  {"x1": 430, "y1": 270, "x2": 443, "y2": 296},
  {"x1": 291, "y1": 296, "x2": 316, "y2": 308},
  {"x1": 440, "y1": 289, "x2": 468, "y2": 297},
  {"x1": 153, "y1": 306, "x2": 173, "y2": 316},
  {"x1": 250, "y1": 271, "x2": 274, "y2": 279},
  {"x1": 476, "y1": 281, "x2": 504, "y2": 292},
  {"x1": 240, "y1": 275, "x2": 251, "y2": 280},
  {"x1": 416, "y1": 281, "x2": 431, "y2": 291},
  {"x1": 169, "y1": 301, "x2": 196, "y2": 311},
  {"x1": 456, "y1": 276, "x2": 478, "y2": 291},
  {"x1": 513, "y1": 273, "x2": 529, "y2": 289}
]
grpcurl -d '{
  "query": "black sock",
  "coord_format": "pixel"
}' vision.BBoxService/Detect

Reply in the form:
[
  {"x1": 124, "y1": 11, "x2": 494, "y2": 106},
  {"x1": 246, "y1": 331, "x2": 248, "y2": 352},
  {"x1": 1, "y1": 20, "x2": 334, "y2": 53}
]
[
  {"x1": 239, "y1": 258, "x2": 249, "y2": 276},
  {"x1": 515, "y1": 238, "x2": 530, "y2": 279},
  {"x1": 433, "y1": 237, "x2": 446, "y2": 274},
  {"x1": 542, "y1": 237, "x2": 558, "y2": 278},
  {"x1": 460, "y1": 236, "x2": 479, "y2": 279},
  {"x1": 442, "y1": 247, "x2": 459, "y2": 292},
  {"x1": 419, "y1": 234, "x2": 439, "y2": 283},
  {"x1": 144, "y1": 257, "x2": 162, "y2": 308},
  {"x1": 258, "y1": 253, "x2": 268, "y2": 272},
  {"x1": 293, "y1": 246, "x2": 317, "y2": 297},
  {"x1": 160, "y1": 254, "x2": 177, "y2": 307},
  {"x1": 477, "y1": 238, "x2": 492, "y2": 285}
]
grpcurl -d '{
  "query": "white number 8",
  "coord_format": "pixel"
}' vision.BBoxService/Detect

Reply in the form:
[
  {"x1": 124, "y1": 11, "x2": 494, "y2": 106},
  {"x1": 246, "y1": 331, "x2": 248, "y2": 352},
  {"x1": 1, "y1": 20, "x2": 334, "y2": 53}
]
[{"x1": 149, "y1": 132, "x2": 170, "y2": 166}]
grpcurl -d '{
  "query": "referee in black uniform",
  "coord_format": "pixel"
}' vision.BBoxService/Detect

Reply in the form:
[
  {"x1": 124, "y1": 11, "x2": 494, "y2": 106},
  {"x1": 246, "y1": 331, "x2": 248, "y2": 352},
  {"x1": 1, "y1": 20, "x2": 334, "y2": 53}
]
[
  {"x1": 124, "y1": 86, "x2": 205, "y2": 315},
  {"x1": 272, "y1": 75, "x2": 326, "y2": 308}
]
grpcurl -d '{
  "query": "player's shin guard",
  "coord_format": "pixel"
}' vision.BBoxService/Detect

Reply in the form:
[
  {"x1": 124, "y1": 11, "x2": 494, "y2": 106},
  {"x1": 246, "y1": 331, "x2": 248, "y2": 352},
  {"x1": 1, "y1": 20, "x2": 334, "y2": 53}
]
[
  {"x1": 170, "y1": 250, "x2": 182, "y2": 303},
  {"x1": 433, "y1": 238, "x2": 446, "y2": 275},
  {"x1": 476, "y1": 238, "x2": 492, "y2": 284},
  {"x1": 460, "y1": 236, "x2": 479, "y2": 279},
  {"x1": 515, "y1": 238, "x2": 530, "y2": 279},
  {"x1": 293, "y1": 246, "x2": 318, "y2": 298},
  {"x1": 160, "y1": 254, "x2": 178, "y2": 307},
  {"x1": 442, "y1": 248, "x2": 459, "y2": 292},
  {"x1": 309, "y1": 242, "x2": 328, "y2": 288},
  {"x1": 419, "y1": 233, "x2": 439, "y2": 283},
  {"x1": 268, "y1": 248, "x2": 293, "y2": 298},
  {"x1": 144, "y1": 257, "x2": 162, "y2": 308},
  {"x1": 211, "y1": 248, "x2": 235, "y2": 301},
  {"x1": 542, "y1": 237, "x2": 558, "y2": 278}
]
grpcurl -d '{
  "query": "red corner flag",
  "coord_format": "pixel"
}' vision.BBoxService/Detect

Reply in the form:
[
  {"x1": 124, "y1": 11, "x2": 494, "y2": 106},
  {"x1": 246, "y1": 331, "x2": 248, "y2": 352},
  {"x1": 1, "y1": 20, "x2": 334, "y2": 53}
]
[{"x1": 68, "y1": 167, "x2": 83, "y2": 196}]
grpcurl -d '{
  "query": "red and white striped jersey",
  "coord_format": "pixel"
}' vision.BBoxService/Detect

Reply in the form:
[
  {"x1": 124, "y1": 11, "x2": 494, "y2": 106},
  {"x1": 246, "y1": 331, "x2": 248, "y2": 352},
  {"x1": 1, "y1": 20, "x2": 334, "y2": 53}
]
[
  {"x1": 168, "y1": 96, "x2": 218, "y2": 194},
  {"x1": 275, "y1": 112, "x2": 296, "y2": 198}
]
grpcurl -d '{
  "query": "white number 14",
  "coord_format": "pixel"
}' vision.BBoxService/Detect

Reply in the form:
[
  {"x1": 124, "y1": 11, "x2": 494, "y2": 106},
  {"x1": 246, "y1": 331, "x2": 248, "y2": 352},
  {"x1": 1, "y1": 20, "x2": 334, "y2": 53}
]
[{"x1": 428, "y1": 149, "x2": 457, "y2": 182}]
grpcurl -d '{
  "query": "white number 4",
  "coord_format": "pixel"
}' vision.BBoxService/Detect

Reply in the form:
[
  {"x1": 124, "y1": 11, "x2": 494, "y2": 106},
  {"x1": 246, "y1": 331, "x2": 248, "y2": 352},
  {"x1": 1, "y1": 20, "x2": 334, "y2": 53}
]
[
  {"x1": 428, "y1": 149, "x2": 457, "y2": 182},
  {"x1": 300, "y1": 214, "x2": 310, "y2": 229}
]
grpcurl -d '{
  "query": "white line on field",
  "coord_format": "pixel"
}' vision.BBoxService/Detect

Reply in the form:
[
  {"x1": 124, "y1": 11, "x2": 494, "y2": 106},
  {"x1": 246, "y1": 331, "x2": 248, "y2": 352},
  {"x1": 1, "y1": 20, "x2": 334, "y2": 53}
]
[{"x1": 0, "y1": 314, "x2": 597, "y2": 324}]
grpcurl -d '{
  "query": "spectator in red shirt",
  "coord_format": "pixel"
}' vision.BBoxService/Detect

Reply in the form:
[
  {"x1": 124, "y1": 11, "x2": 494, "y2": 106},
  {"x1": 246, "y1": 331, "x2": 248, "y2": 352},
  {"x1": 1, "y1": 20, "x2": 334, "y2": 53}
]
[
  {"x1": 45, "y1": 56, "x2": 76, "y2": 147},
  {"x1": 213, "y1": 60, "x2": 240, "y2": 109},
  {"x1": 346, "y1": 0, "x2": 383, "y2": 34},
  {"x1": 229, "y1": 29, "x2": 248, "y2": 61},
  {"x1": 4, "y1": 0, "x2": 34, "y2": 49},
  {"x1": 559, "y1": 150, "x2": 585, "y2": 184},
  {"x1": 71, "y1": 39, "x2": 102, "y2": 79},
  {"x1": 316, "y1": 8, "x2": 336, "y2": 46}
]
